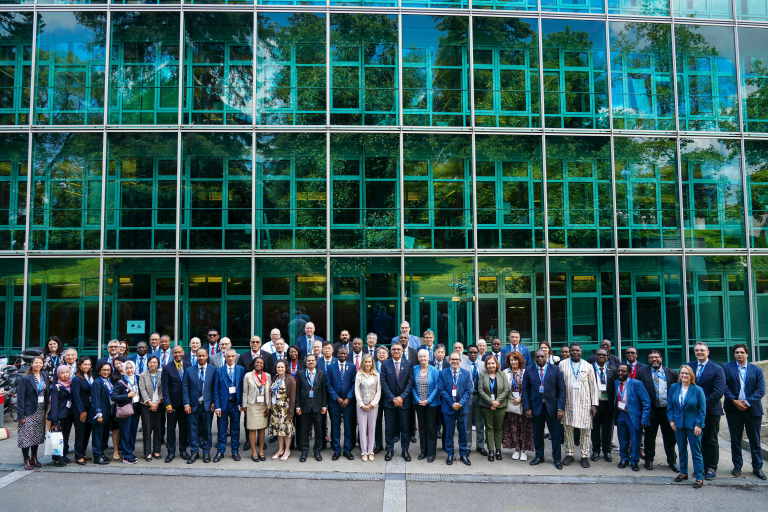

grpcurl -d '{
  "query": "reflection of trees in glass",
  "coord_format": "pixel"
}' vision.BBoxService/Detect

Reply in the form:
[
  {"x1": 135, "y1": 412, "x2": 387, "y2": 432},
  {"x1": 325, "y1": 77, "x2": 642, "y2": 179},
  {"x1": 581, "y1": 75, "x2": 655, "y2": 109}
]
[
  {"x1": 610, "y1": 22, "x2": 673, "y2": 130},
  {"x1": 739, "y1": 27, "x2": 768, "y2": 133},
  {"x1": 257, "y1": 13, "x2": 326, "y2": 125},
  {"x1": 745, "y1": 140, "x2": 768, "y2": 247},
  {"x1": 0, "y1": 134, "x2": 28, "y2": 250},
  {"x1": 0, "y1": 12, "x2": 33, "y2": 126}
]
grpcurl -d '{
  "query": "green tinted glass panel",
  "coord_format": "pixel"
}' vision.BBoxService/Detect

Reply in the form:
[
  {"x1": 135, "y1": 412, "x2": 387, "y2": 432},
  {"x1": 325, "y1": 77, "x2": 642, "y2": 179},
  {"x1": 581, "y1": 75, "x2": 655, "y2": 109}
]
[
  {"x1": 0, "y1": 258, "x2": 23, "y2": 356},
  {"x1": 330, "y1": 133, "x2": 399, "y2": 249},
  {"x1": 31, "y1": 133, "x2": 103, "y2": 250},
  {"x1": 676, "y1": 24, "x2": 738, "y2": 132},
  {"x1": 610, "y1": 22, "x2": 673, "y2": 131},
  {"x1": 105, "y1": 132, "x2": 178, "y2": 250},
  {"x1": 739, "y1": 0, "x2": 768, "y2": 19},
  {"x1": 404, "y1": 134, "x2": 472, "y2": 249},
  {"x1": 745, "y1": 140, "x2": 768, "y2": 248},
  {"x1": 0, "y1": 133, "x2": 27, "y2": 250},
  {"x1": 680, "y1": 138, "x2": 744, "y2": 248},
  {"x1": 674, "y1": 0, "x2": 732, "y2": 18},
  {"x1": 473, "y1": 0, "x2": 536, "y2": 10},
  {"x1": 0, "y1": 12, "x2": 32, "y2": 125},
  {"x1": 614, "y1": 137, "x2": 680, "y2": 248},
  {"x1": 402, "y1": 16, "x2": 469, "y2": 128},
  {"x1": 542, "y1": 0, "x2": 604, "y2": 13},
  {"x1": 184, "y1": 13, "x2": 253, "y2": 125},
  {"x1": 542, "y1": 19, "x2": 608, "y2": 129},
  {"x1": 109, "y1": 12, "x2": 180, "y2": 125},
  {"x1": 546, "y1": 135, "x2": 613, "y2": 248},
  {"x1": 475, "y1": 134, "x2": 543, "y2": 249},
  {"x1": 739, "y1": 27, "x2": 768, "y2": 133},
  {"x1": 181, "y1": 132, "x2": 252, "y2": 250},
  {"x1": 608, "y1": 0, "x2": 670, "y2": 15},
  {"x1": 473, "y1": 17, "x2": 540, "y2": 128},
  {"x1": 35, "y1": 12, "x2": 106, "y2": 125},
  {"x1": 256, "y1": 132, "x2": 326, "y2": 250}
]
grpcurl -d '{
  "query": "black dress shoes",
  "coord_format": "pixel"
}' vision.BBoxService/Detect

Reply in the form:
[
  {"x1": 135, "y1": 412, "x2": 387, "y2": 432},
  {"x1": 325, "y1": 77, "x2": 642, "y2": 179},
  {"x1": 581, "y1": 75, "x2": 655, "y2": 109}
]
[
  {"x1": 581, "y1": 458, "x2": 590, "y2": 468},
  {"x1": 427, "y1": 456, "x2": 435, "y2": 463},
  {"x1": 165, "y1": 453, "x2": 175, "y2": 463},
  {"x1": 180, "y1": 451, "x2": 190, "y2": 460},
  {"x1": 75, "y1": 458, "x2": 86, "y2": 466},
  {"x1": 384, "y1": 451, "x2": 394, "y2": 461},
  {"x1": 631, "y1": 463, "x2": 640, "y2": 471},
  {"x1": 300, "y1": 454, "x2": 307, "y2": 462},
  {"x1": 332, "y1": 453, "x2": 340, "y2": 461},
  {"x1": 213, "y1": 453, "x2": 223, "y2": 463},
  {"x1": 562, "y1": 455, "x2": 575, "y2": 466},
  {"x1": 233, "y1": 453, "x2": 241, "y2": 461},
  {"x1": 591, "y1": 452, "x2": 599, "y2": 461},
  {"x1": 495, "y1": 450, "x2": 502, "y2": 461},
  {"x1": 488, "y1": 453, "x2": 494, "y2": 462},
  {"x1": 604, "y1": 453, "x2": 613, "y2": 462},
  {"x1": 402, "y1": 450, "x2": 411, "y2": 462},
  {"x1": 418, "y1": 451, "x2": 427, "y2": 460},
  {"x1": 203, "y1": 454, "x2": 211, "y2": 463},
  {"x1": 476, "y1": 447, "x2": 488, "y2": 457},
  {"x1": 554, "y1": 460, "x2": 563, "y2": 470},
  {"x1": 446, "y1": 456, "x2": 454, "y2": 465},
  {"x1": 373, "y1": 445, "x2": 382, "y2": 454},
  {"x1": 186, "y1": 453, "x2": 199, "y2": 464},
  {"x1": 95, "y1": 456, "x2": 110, "y2": 465},
  {"x1": 411, "y1": 436, "x2": 417, "y2": 444},
  {"x1": 754, "y1": 469, "x2": 767, "y2": 480},
  {"x1": 460, "y1": 455, "x2": 471, "y2": 466},
  {"x1": 645, "y1": 461, "x2": 653, "y2": 470},
  {"x1": 529, "y1": 457, "x2": 544, "y2": 465},
  {"x1": 670, "y1": 463, "x2": 680, "y2": 473},
  {"x1": 618, "y1": 460, "x2": 628, "y2": 468},
  {"x1": 732, "y1": 467, "x2": 741, "y2": 477},
  {"x1": 243, "y1": 441, "x2": 251, "y2": 452},
  {"x1": 315, "y1": 453, "x2": 323, "y2": 461},
  {"x1": 269, "y1": 435, "x2": 277, "y2": 443},
  {"x1": 344, "y1": 452, "x2": 355, "y2": 461},
  {"x1": 62, "y1": 456, "x2": 71, "y2": 464}
]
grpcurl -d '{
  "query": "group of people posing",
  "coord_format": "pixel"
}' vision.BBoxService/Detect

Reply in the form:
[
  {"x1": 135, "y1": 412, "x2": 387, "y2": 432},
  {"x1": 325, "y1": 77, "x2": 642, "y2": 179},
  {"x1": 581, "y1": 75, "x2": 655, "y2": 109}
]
[{"x1": 15, "y1": 323, "x2": 766, "y2": 491}]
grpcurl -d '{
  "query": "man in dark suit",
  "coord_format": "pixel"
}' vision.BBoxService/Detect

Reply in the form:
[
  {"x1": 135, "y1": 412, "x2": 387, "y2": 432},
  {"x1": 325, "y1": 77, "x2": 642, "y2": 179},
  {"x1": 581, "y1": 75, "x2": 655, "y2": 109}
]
[
  {"x1": 318, "y1": 342, "x2": 338, "y2": 450},
  {"x1": 380, "y1": 341, "x2": 414, "y2": 462},
  {"x1": 689, "y1": 341, "x2": 726, "y2": 480},
  {"x1": 213, "y1": 349, "x2": 245, "y2": 462},
  {"x1": 500, "y1": 330, "x2": 531, "y2": 368},
  {"x1": 483, "y1": 338, "x2": 505, "y2": 370},
  {"x1": 590, "y1": 349, "x2": 616, "y2": 462},
  {"x1": 614, "y1": 363, "x2": 651, "y2": 471},
  {"x1": 332, "y1": 330, "x2": 352, "y2": 358},
  {"x1": 624, "y1": 346, "x2": 646, "y2": 379},
  {"x1": 723, "y1": 343, "x2": 766, "y2": 480},
  {"x1": 297, "y1": 322, "x2": 323, "y2": 360},
  {"x1": 205, "y1": 329, "x2": 220, "y2": 359},
  {"x1": 182, "y1": 348, "x2": 217, "y2": 464},
  {"x1": 96, "y1": 339, "x2": 121, "y2": 371},
  {"x1": 586, "y1": 339, "x2": 621, "y2": 367},
  {"x1": 161, "y1": 345, "x2": 190, "y2": 462},
  {"x1": 439, "y1": 352, "x2": 473, "y2": 466},
  {"x1": 636, "y1": 350, "x2": 679, "y2": 472},
  {"x1": 395, "y1": 333, "x2": 418, "y2": 443},
  {"x1": 363, "y1": 333, "x2": 378, "y2": 358},
  {"x1": 154, "y1": 335, "x2": 173, "y2": 368},
  {"x1": 269, "y1": 338, "x2": 288, "y2": 376},
  {"x1": 182, "y1": 338, "x2": 202, "y2": 367},
  {"x1": 419, "y1": 329, "x2": 436, "y2": 362},
  {"x1": 326, "y1": 347, "x2": 357, "y2": 460},
  {"x1": 296, "y1": 354, "x2": 328, "y2": 462},
  {"x1": 522, "y1": 349, "x2": 566, "y2": 470}
]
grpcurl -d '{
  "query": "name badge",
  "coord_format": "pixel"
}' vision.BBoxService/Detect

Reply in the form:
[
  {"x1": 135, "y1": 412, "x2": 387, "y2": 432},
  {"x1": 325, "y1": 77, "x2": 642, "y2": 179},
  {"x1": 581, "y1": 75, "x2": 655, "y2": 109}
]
[
  {"x1": 539, "y1": 386, "x2": 544, "y2": 393},
  {"x1": 228, "y1": 386, "x2": 236, "y2": 394},
  {"x1": 198, "y1": 397, "x2": 204, "y2": 403},
  {"x1": 257, "y1": 396, "x2": 265, "y2": 403},
  {"x1": 452, "y1": 389, "x2": 457, "y2": 398},
  {"x1": 152, "y1": 392, "x2": 158, "y2": 403},
  {"x1": 598, "y1": 382, "x2": 606, "y2": 391},
  {"x1": 133, "y1": 395, "x2": 140, "y2": 403},
  {"x1": 38, "y1": 396, "x2": 44, "y2": 404},
  {"x1": 618, "y1": 401, "x2": 626, "y2": 411},
  {"x1": 272, "y1": 396, "x2": 277, "y2": 405},
  {"x1": 490, "y1": 394, "x2": 496, "y2": 402},
  {"x1": 309, "y1": 391, "x2": 314, "y2": 398},
  {"x1": 572, "y1": 381, "x2": 581, "y2": 389},
  {"x1": 66, "y1": 400, "x2": 71, "y2": 408}
]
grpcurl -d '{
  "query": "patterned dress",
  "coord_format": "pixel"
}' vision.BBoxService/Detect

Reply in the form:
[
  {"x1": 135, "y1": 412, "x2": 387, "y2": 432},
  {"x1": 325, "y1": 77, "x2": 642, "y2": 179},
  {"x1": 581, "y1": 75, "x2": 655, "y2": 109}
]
[
  {"x1": 501, "y1": 369, "x2": 534, "y2": 452},
  {"x1": 269, "y1": 376, "x2": 296, "y2": 437},
  {"x1": 18, "y1": 376, "x2": 47, "y2": 449}
]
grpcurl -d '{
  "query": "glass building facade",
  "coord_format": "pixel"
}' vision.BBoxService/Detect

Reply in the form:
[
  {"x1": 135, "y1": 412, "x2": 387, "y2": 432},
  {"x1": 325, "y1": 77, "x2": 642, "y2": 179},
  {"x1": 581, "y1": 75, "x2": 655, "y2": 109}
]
[{"x1": 0, "y1": 2, "x2": 767, "y2": 367}]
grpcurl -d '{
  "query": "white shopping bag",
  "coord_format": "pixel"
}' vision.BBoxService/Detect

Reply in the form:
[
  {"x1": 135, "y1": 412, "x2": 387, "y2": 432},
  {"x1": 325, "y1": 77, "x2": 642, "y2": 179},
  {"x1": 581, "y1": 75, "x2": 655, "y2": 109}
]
[
  {"x1": 49, "y1": 432, "x2": 64, "y2": 457},
  {"x1": 43, "y1": 433, "x2": 53, "y2": 456}
]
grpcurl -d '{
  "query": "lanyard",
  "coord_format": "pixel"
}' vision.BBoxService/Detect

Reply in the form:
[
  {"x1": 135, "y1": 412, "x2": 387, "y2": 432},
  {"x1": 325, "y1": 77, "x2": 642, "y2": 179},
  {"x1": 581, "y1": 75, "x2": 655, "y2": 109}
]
[
  {"x1": 653, "y1": 369, "x2": 666, "y2": 381},
  {"x1": 679, "y1": 386, "x2": 687, "y2": 406},
  {"x1": 177, "y1": 362, "x2": 184, "y2": 379},
  {"x1": 511, "y1": 371, "x2": 519, "y2": 391},
  {"x1": 452, "y1": 370, "x2": 459, "y2": 389},
  {"x1": 570, "y1": 360, "x2": 582, "y2": 381},
  {"x1": 537, "y1": 364, "x2": 548, "y2": 387},
  {"x1": 618, "y1": 382, "x2": 627, "y2": 403},
  {"x1": 102, "y1": 377, "x2": 112, "y2": 393},
  {"x1": 150, "y1": 373, "x2": 158, "y2": 391},
  {"x1": 489, "y1": 377, "x2": 496, "y2": 393},
  {"x1": 35, "y1": 375, "x2": 43, "y2": 395},
  {"x1": 273, "y1": 376, "x2": 284, "y2": 394},
  {"x1": 306, "y1": 369, "x2": 316, "y2": 387},
  {"x1": 594, "y1": 363, "x2": 606, "y2": 382},
  {"x1": 255, "y1": 371, "x2": 266, "y2": 393},
  {"x1": 50, "y1": 354, "x2": 58, "y2": 367},
  {"x1": 290, "y1": 362, "x2": 298, "y2": 378},
  {"x1": 199, "y1": 366, "x2": 206, "y2": 383},
  {"x1": 124, "y1": 376, "x2": 137, "y2": 392},
  {"x1": 228, "y1": 366, "x2": 234, "y2": 383}
]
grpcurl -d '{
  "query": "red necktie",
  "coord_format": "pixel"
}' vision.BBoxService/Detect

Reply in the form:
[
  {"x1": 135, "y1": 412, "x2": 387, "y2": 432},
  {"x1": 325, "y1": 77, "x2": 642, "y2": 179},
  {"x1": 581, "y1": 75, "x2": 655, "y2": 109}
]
[
  {"x1": 539, "y1": 368, "x2": 544, "y2": 380},
  {"x1": 355, "y1": 354, "x2": 360, "y2": 371}
]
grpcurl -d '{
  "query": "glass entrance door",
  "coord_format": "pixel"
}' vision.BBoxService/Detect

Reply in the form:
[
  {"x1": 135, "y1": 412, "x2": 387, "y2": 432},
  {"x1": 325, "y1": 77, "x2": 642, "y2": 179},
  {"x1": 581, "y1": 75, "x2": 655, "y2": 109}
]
[{"x1": 411, "y1": 296, "x2": 471, "y2": 351}]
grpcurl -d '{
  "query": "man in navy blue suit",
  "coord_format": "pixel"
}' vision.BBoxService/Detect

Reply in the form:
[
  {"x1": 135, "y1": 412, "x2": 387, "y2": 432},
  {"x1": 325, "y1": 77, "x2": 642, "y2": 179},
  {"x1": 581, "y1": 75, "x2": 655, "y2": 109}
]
[
  {"x1": 183, "y1": 348, "x2": 217, "y2": 464},
  {"x1": 162, "y1": 345, "x2": 190, "y2": 462},
  {"x1": 523, "y1": 349, "x2": 566, "y2": 469},
  {"x1": 614, "y1": 363, "x2": 651, "y2": 471},
  {"x1": 500, "y1": 330, "x2": 531, "y2": 368},
  {"x1": 213, "y1": 349, "x2": 245, "y2": 462},
  {"x1": 326, "y1": 347, "x2": 357, "y2": 460},
  {"x1": 297, "y1": 322, "x2": 324, "y2": 360},
  {"x1": 723, "y1": 343, "x2": 766, "y2": 480},
  {"x1": 380, "y1": 341, "x2": 414, "y2": 461},
  {"x1": 439, "y1": 352, "x2": 473, "y2": 466},
  {"x1": 689, "y1": 341, "x2": 726, "y2": 480}
]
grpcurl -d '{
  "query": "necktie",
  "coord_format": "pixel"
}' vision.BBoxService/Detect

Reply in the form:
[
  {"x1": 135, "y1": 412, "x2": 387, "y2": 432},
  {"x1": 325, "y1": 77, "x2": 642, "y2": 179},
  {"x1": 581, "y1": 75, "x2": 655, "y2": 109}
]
[
  {"x1": 210, "y1": 346, "x2": 215, "y2": 357},
  {"x1": 599, "y1": 367, "x2": 605, "y2": 383},
  {"x1": 619, "y1": 382, "x2": 624, "y2": 404},
  {"x1": 652, "y1": 370, "x2": 660, "y2": 405},
  {"x1": 696, "y1": 365, "x2": 703, "y2": 380},
  {"x1": 395, "y1": 361, "x2": 400, "y2": 379},
  {"x1": 340, "y1": 363, "x2": 346, "y2": 380},
  {"x1": 471, "y1": 362, "x2": 477, "y2": 385},
  {"x1": 192, "y1": 354, "x2": 196, "y2": 366},
  {"x1": 539, "y1": 368, "x2": 544, "y2": 381},
  {"x1": 162, "y1": 351, "x2": 168, "y2": 366},
  {"x1": 355, "y1": 354, "x2": 360, "y2": 371},
  {"x1": 228, "y1": 366, "x2": 233, "y2": 382},
  {"x1": 139, "y1": 357, "x2": 145, "y2": 374}
]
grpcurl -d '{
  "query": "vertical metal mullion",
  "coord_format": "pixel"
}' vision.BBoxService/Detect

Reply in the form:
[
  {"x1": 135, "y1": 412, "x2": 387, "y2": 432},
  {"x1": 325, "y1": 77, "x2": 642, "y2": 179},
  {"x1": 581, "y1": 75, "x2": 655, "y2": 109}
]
[
  {"x1": 326, "y1": 13, "x2": 330, "y2": 128},
  {"x1": 398, "y1": 12, "x2": 403, "y2": 129},
  {"x1": 326, "y1": 131, "x2": 331, "y2": 340},
  {"x1": 326, "y1": 253, "x2": 331, "y2": 344},
  {"x1": 97, "y1": 256, "x2": 105, "y2": 358},
  {"x1": 175, "y1": 6, "x2": 183, "y2": 345},
  {"x1": 251, "y1": 131, "x2": 256, "y2": 254},
  {"x1": 174, "y1": 253, "x2": 180, "y2": 346},
  {"x1": 537, "y1": 18, "x2": 552, "y2": 345},
  {"x1": 468, "y1": 11, "x2": 475, "y2": 131},
  {"x1": 471, "y1": 131, "x2": 479, "y2": 343},
  {"x1": 253, "y1": 7, "x2": 258, "y2": 128},
  {"x1": 178, "y1": 9, "x2": 185, "y2": 127},
  {"x1": 251, "y1": 253, "x2": 256, "y2": 339},
  {"x1": 398, "y1": 13, "x2": 404, "y2": 258}
]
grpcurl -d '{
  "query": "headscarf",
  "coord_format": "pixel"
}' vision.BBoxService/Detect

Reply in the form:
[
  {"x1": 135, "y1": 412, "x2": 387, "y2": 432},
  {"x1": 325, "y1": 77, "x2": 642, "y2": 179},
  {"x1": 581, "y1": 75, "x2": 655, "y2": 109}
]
[
  {"x1": 56, "y1": 365, "x2": 72, "y2": 392},
  {"x1": 123, "y1": 360, "x2": 137, "y2": 387}
]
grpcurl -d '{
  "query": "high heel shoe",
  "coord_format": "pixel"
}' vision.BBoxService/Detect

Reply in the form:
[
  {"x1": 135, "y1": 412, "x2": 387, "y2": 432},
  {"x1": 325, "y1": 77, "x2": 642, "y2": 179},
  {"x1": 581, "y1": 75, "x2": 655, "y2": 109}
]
[{"x1": 674, "y1": 473, "x2": 688, "y2": 482}]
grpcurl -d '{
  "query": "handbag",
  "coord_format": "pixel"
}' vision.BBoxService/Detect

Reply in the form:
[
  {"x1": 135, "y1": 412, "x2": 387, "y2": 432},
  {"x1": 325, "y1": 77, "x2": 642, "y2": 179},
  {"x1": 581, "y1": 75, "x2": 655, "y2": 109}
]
[
  {"x1": 50, "y1": 431, "x2": 64, "y2": 457},
  {"x1": 116, "y1": 402, "x2": 134, "y2": 419}
]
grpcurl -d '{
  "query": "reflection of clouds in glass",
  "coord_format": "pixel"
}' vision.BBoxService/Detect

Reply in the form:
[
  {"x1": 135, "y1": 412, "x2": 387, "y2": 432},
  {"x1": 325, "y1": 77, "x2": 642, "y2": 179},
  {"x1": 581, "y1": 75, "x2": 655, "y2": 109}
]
[{"x1": 40, "y1": 12, "x2": 95, "y2": 41}]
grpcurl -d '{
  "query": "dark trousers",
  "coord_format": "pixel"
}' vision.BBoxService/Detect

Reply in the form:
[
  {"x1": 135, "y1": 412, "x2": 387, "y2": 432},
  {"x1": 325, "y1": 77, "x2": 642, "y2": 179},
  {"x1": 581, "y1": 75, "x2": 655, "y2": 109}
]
[
  {"x1": 188, "y1": 407, "x2": 213, "y2": 455},
  {"x1": 329, "y1": 403, "x2": 353, "y2": 454},
  {"x1": 437, "y1": 409, "x2": 445, "y2": 448},
  {"x1": 384, "y1": 406, "x2": 411, "y2": 452},
  {"x1": 216, "y1": 400, "x2": 241, "y2": 454},
  {"x1": 701, "y1": 414, "x2": 721, "y2": 470},
  {"x1": 74, "y1": 415, "x2": 91, "y2": 459},
  {"x1": 374, "y1": 406, "x2": 384, "y2": 448},
  {"x1": 116, "y1": 404, "x2": 140, "y2": 458},
  {"x1": 91, "y1": 416, "x2": 111, "y2": 458},
  {"x1": 644, "y1": 407, "x2": 677, "y2": 464},
  {"x1": 415, "y1": 404, "x2": 439, "y2": 456},
  {"x1": 140, "y1": 404, "x2": 163, "y2": 456},
  {"x1": 617, "y1": 410, "x2": 641, "y2": 464},
  {"x1": 58, "y1": 412, "x2": 75, "y2": 455},
  {"x1": 444, "y1": 411, "x2": 468, "y2": 457},
  {"x1": 166, "y1": 407, "x2": 189, "y2": 455},
  {"x1": 299, "y1": 410, "x2": 324, "y2": 455},
  {"x1": 591, "y1": 400, "x2": 613, "y2": 454},
  {"x1": 726, "y1": 410, "x2": 764, "y2": 470},
  {"x1": 532, "y1": 408, "x2": 561, "y2": 461},
  {"x1": 409, "y1": 405, "x2": 416, "y2": 439}
]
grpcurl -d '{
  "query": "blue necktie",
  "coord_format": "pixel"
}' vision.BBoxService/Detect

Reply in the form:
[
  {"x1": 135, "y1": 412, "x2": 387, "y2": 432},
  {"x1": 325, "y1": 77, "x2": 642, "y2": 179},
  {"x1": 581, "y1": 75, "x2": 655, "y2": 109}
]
[
  {"x1": 471, "y1": 363, "x2": 478, "y2": 387},
  {"x1": 696, "y1": 365, "x2": 703, "y2": 380}
]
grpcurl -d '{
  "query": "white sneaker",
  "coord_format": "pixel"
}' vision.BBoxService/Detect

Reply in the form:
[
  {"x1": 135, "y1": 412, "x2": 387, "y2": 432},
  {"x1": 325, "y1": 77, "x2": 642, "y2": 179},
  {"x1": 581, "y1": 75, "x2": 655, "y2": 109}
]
[
  {"x1": 512, "y1": 450, "x2": 520, "y2": 460},
  {"x1": 520, "y1": 452, "x2": 528, "y2": 461}
]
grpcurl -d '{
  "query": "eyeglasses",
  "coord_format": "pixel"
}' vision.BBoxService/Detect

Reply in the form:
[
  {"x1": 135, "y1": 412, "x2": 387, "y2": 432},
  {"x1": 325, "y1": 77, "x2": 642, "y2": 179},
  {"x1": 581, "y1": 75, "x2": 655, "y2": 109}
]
[{"x1": 207, "y1": 334, "x2": 217, "y2": 338}]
